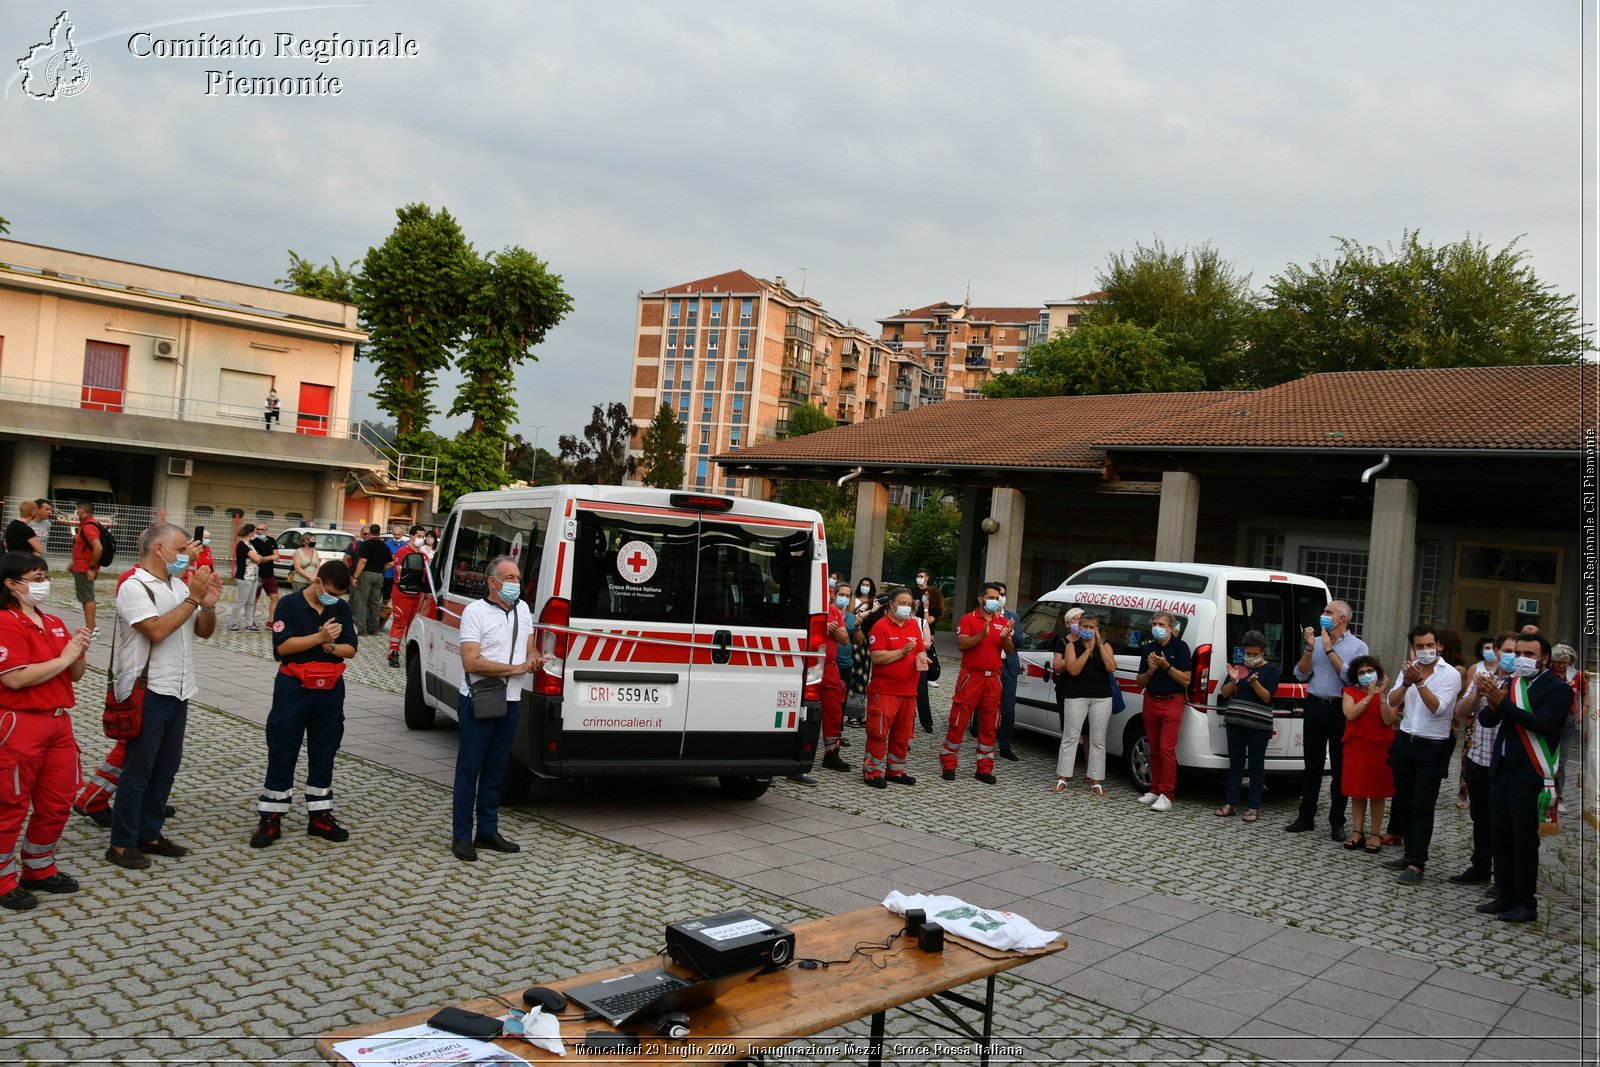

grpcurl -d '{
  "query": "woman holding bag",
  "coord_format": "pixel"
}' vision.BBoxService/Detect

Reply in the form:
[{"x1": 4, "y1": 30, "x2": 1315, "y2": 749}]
[{"x1": 0, "y1": 551, "x2": 92, "y2": 911}]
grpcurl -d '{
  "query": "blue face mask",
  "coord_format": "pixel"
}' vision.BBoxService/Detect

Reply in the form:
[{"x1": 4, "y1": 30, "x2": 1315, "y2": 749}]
[
  {"x1": 1482, "y1": 648, "x2": 1497, "y2": 663},
  {"x1": 167, "y1": 553, "x2": 189, "y2": 577},
  {"x1": 1151, "y1": 625, "x2": 1169, "y2": 642},
  {"x1": 318, "y1": 591, "x2": 340, "y2": 607},
  {"x1": 894, "y1": 604, "x2": 913, "y2": 620},
  {"x1": 835, "y1": 595, "x2": 849, "y2": 609},
  {"x1": 1357, "y1": 671, "x2": 1377, "y2": 687},
  {"x1": 1498, "y1": 651, "x2": 1517, "y2": 672},
  {"x1": 983, "y1": 598, "x2": 1000, "y2": 614},
  {"x1": 1319, "y1": 614, "x2": 1335, "y2": 631},
  {"x1": 499, "y1": 581, "x2": 522, "y2": 603}
]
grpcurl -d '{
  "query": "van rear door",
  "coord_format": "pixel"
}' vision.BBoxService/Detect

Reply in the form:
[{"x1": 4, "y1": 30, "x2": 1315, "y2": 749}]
[{"x1": 1219, "y1": 578, "x2": 1329, "y2": 759}]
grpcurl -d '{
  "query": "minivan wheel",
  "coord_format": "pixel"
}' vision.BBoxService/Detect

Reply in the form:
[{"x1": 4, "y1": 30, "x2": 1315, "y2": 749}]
[
  {"x1": 500, "y1": 758, "x2": 532, "y2": 805},
  {"x1": 718, "y1": 776, "x2": 771, "y2": 800},
  {"x1": 403, "y1": 648, "x2": 435, "y2": 730},
  {"x1": 1124, "y1": 722, "x2": 1151, "y2": 792}
]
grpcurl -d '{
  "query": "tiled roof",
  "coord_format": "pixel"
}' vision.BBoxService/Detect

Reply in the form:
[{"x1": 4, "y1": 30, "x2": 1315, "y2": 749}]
[
  {"x1": 1094, "y1": 365, "x2": 1589, "y2": 452},
  {"x1": 650, "y1": 270, "x2": 766, "y2": 296},
  {"x1": 878, "y1": 302, "x2": 957, "y2": 323},
  {"x1": 717, "y1": 391, "x2": 1239, "y2": 472},
  {"x1": 966, "y1": 306, "x2": 1043, "y2": 324}
]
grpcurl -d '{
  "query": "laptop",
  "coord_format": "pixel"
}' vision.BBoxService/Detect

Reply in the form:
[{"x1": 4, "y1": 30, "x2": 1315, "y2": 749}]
[{"x1": 565, "y1": 966, "x2": 761, "y2": 1028}]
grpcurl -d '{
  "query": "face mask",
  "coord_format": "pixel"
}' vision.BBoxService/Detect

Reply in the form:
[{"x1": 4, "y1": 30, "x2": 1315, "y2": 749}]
[
  {"x1": 1481, "y1": 648, "x2": 1496, "y2": 663},
  {"x1": 894, "y1": 604, "x2": 913, "y2": 620},
  {"x1": 859, "y1": 585, "x2": 870, "y2": 595},
  {"x1": 916, "y1": 577, "x2": 927, "y2": 588},
  {"x1": 167, "y1": 553, "x2": 190, "y2": 577},
  {"x1": 1357, "y1": 671, "x2": 1377, "y2": 687},
  {"x1": 998, "y1": 595, "x2": 1007, "y2": 607},
  {"x1": 835, "y1": 595, "x2": 849, "y2": 609},
  {"x1": 318, "y1": 591, "x2": 340, "y2": 607},
  {"x1": 1244, "y1": 655, "x2": 1265, "y2": 667},
  {"x1": 202, "y1": 538, "x2": 211, "y2": 547},
  {"x1": 983, "y1": 598, "x2": 1000, "y2": 614},
  {"x1": 1079, "y1": 630, "x2": 1097, "y2": 643},
  {"x1": 1498, "y1": 651, "x2": 1517, "y2": 672},
  {"x1": 1151, "y1": 626, "x2": 1169, "y2": 642},
  {"x1": 1069, "y1": 623, "x2": 1082, "y2": 638},
  {"x1": 1414, "y1": 649, "x2": 1437, "y2": 665},
  {"x1": 412, "y1": 536, "x2": 424, "y2": 547},
  {"x1": 499, "y1": 582, "x2": 522, "y2": 603},
  {"x1": 1514, "y1": 656, "x2": 1539, "y2": 678},
  {"x1": 1319, "y1": 614, "x2": 1335, "y2": 631},
  {"x1": 18, "y1": 579, "x2": 49, "y2": 605}
]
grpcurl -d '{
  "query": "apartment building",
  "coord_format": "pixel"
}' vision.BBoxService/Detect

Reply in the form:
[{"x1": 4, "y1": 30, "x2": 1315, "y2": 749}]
[
  {"x1": 1041, "y1": 290, "x2": 1106, "y2": 338},
  {"x1": 0, "y1": 238, "x2": 409, "y2": 531},
  {"x1": 629, "y1": 270, "x2": 897, "y2": 495},
  {"x1": 877, "y1": 301, "x2": 1044, "y2": 401}
]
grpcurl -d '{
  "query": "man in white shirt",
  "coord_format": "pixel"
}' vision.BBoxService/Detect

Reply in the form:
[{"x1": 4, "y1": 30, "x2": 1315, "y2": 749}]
[
  {"x1": 451, "y1": 555, "x2": 544, "y2": 862},
  {"x1": 1383, "y1": 624, "x2": 1463, "y2": 884},
  {"x1": 106, "y1": 523, "x2": 220, "y2": 870}
]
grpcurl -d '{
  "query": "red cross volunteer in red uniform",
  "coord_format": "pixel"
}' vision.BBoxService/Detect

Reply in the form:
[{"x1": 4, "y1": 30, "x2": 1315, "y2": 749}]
[
  {"x1": 386, "y1": 525, "x2": 428, "y2": 668},
  {"x1": 941, "y1": 582, "x2": 1013, "y2": 785},
  {"x1": 819, "y1": 582, "x2": 851, "y2": 773},
  {"x1": 0, "y1": 551, "x2": 92, "y2": 912},
  {"x1": 863, "y1": 586, "x2": 926, "y2": 788}
]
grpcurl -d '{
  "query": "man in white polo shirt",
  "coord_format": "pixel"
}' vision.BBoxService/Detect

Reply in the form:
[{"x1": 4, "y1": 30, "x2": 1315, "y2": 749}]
[
  {"x1": 451, "y1": 555, "x2": 544, "y2": 862},
  {"x1": 1383, "y1": 623, "x2": 1462, "y2": 884}
]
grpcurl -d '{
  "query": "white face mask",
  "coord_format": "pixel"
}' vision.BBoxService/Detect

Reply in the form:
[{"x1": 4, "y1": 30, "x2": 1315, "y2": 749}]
[
  {"x1": 411, "y1": 536, "x2": 425, "y2": 547},
  {"x1": 17, "y1": 579, "x2": 49, "y2": 605},
  {"x1": 1414, "y1": 649, "x2": 1438, "y2": 665}
]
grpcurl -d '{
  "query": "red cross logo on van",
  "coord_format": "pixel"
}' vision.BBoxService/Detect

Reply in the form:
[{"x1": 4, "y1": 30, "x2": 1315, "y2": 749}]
[{"x1": 617, "y1": 540, "x2": 657, "y2": 584}]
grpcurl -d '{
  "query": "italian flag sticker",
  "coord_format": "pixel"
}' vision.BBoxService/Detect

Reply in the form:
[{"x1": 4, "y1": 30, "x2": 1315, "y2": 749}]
[{"x1": 773, "y1": 710, "x2": 797, "y2": 729}]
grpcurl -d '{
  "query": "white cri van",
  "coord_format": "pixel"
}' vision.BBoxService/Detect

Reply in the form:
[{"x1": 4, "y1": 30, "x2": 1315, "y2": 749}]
[
  {"x1": 1011, "y1": 561, "x2": 1333, "y2": 790},
  {"x1": 401, "y1": 486, "x2": 829, "y2": 801}
]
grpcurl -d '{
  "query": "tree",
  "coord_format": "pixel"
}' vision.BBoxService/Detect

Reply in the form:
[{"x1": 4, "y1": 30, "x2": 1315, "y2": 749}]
[
  {"x1": 277, "y1": 250, "x2": 357, "y2": 303},
  {"x1": 892, "y1": 498, "x2": 960, "y2": 581},
  {"x1": 1249, "y1": 231, "x2": 1588, "y2": 386},
  {"x1": 638, "y1": 403, "x2": 686, "y2": 489},
  {"x1": 558, "y1": 403, "x2": 637, "y2": 485},
  {"x1": 1088, "y1": 238, "x2": 1256, "y2": 389},
  {"x1": 783, "y1": 402, "x2": 836, "y2": 438},
  {"x1": 353, "y1": 204, "x2": 476, "y2": 450},
  {"x1": 982, "y1": 320, "x2": 1204, "y2": 398},
  {"x1": 777, "y1": 403, "x2": 848, "y2": 514},
  {"x1": 0, "y1": 215, "x2": 9, "y2": 235}
]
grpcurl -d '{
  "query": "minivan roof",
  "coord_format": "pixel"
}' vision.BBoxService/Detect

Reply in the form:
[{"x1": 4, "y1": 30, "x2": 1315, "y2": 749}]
[
  {"x1": 451, "y1": 485, "x2": 824, "y2": 524},
  {"x1": 1059, "y1": 560, "x2": 1330, "y2": 597}
]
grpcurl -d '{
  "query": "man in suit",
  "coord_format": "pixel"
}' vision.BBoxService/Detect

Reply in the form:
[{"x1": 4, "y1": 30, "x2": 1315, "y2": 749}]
[{"x1": 1475, "y1": 634, "x2": 1571, "y2": 923}]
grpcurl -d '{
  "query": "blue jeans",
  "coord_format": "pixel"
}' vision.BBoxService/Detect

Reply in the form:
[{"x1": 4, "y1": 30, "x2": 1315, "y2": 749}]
[
  {"x1": 452, "y1": 695, "x2": 519, "y2": 841},
  {"x1": 110, "y1": 691, "x2": 187, "y2": 848},
  {"x1": 1225, "y1": 723, "x2": 1270, "y2": 809}
]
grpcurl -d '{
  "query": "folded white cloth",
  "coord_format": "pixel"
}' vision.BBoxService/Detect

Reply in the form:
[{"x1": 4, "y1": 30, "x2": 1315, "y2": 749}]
[
  {"x1": 883, "y1": 890, "x2": 1060, "y2": 951},
  {"x1": 505, "y1": 1006, "x2": 565, "y2": 1056}
]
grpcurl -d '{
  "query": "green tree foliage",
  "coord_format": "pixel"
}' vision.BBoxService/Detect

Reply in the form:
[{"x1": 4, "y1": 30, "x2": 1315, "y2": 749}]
[
  {"x1": 437, "y1": 431, "x2": 506, "y2": 509},
  {"x1": 277, "y1": 250, "x2": 357, "y2": 303},
  {"x1": 1250, "y1": 231, "x2": 1588, "y2": 386},
  {"x1": 353, "y1": 204, "x2": 476, "y2": 450},
  {"x1": 638, "y1": 403, "x2": 686, "y2": 489},
  {"x1": 982, "y1": 320, "x2": 1203, "y2": 398},
  {"x1": 558, "y1": 403, "x2": 638, "y2": 485},
  {"x1": 1089, "y1": 238, "x2": 1256, "y2": 389},
  {"x1": 892, "y1": 498, "x2": 960, "y2": 581},
  {"x1": 783, "y1": 402, "x2": 836, "y2": 438},
  {"x1": 452, "y1": 246, "x2": 572, "y2": 441},
  {"x1": 777, "y1": 403, "x2": 848, "y2": 515},
  {"x1": 0, "y1": 215, "x2": 10, "y2": 235}
]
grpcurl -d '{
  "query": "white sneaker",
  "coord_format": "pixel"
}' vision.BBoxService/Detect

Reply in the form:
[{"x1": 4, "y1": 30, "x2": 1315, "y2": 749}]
[
  {"x1": 1152, "y1": 795, "x2": 1173, "y2": 812},
  {"x1": 1136, "y1": 792, "x2": 1157, "y2": 806}
]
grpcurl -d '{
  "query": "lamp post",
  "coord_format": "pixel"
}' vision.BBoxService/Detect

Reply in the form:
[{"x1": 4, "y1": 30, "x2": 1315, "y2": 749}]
[{"x1": 526, "y1": 424, "x2": 547, "y2": 486}]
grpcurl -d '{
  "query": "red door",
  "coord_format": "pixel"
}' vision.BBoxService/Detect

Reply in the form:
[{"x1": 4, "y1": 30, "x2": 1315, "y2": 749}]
[
  {"x1": 296, "y1": 383, "x2": 333, "y2": 436},
  {"x1": 82, "y1": 341, "x2": 129, "y2": 412}
]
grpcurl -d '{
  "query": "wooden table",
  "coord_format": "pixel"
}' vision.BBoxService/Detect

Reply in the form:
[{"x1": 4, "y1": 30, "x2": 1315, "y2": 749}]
[{"x1": 316, "y1": 905, "x2": 1065, "y2": 1065}]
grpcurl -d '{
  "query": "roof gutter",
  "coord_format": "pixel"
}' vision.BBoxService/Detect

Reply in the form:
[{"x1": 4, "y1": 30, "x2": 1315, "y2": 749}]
[{"x1": 1360, "y1": 453, "x2": 1392, "y2": 484}]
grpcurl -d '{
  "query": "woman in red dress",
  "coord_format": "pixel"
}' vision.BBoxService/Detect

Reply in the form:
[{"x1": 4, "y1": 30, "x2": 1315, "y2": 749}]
[{"x1": 1341, "y1": 655, "x2": 1397, "y2": 854}]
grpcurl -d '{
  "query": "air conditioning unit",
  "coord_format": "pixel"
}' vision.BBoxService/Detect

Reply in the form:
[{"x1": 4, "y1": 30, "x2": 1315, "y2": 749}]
[
  {"x1": 153, "y1": 338, "x2": 178, "y2": 360},
  {"x1": 167, "y1": 457, "x2": 193, "y2": 477}
]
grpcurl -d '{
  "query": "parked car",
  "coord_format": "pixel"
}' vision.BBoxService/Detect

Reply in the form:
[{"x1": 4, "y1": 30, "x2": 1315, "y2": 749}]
[{"x1": 277, "y1": 527, "x2": 357, "y2": 567}]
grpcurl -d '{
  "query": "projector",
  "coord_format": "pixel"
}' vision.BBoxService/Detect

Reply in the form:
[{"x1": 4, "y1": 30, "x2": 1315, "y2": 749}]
[{"x1": 665, "y1": 910, "x2": 795, "y2": 979}]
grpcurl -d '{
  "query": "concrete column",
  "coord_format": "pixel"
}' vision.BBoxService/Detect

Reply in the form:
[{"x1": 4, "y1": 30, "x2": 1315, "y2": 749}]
[
  {"x1": 852, "y1": 480, "x2": 889, "y2": 582},
  {"x1": 1365, "y1": 478, "x2": 1418, "y2": 663},
  {"x1": 1154, "y1": 471, "x2": 1201, "y2": 562},
  {"x1": 151, "y1": 454, "x2": 190, "y2": 521},
  {"x1": 987, "y1": 488, "x2": 1026, "y2": 598},
  {"x1": 9, "y1": 441, "x2": 51, "y2": 503},
  {"x1": 316, "y1": 468, "x2": 347, "y2": 526},
  {"x1": 954, "y1": 488, "x2": 983, "y2": 614}
]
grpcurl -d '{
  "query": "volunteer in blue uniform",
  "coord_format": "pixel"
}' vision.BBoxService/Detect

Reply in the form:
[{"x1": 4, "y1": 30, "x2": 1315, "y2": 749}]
[{"x1": 250, "y1": 560, "x2": 357, "y2": 848}]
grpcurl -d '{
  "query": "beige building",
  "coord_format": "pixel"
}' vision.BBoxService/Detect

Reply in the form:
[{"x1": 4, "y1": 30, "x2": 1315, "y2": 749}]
[
  {"x1": 877, "y1": 301, "x2": 1046, "y2": 402},
  {"x1": 0, "y1": 238, "x2": 428, "y2": 535},
  {"x1": 1042, "y1": 289, "x2": 1107, "y2": 338},
  {"x1": 629, "y1": 270, "x2": 898, "y2": 496}
]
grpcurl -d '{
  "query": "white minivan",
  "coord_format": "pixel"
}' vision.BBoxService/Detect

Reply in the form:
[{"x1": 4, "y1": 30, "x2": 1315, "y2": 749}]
[
  {"x1": 1011, "y1": 561, "x2": 1333, "y2": 790},
  {"x1": 401, "y1": 486, "x2": 830, "y2": 801}
]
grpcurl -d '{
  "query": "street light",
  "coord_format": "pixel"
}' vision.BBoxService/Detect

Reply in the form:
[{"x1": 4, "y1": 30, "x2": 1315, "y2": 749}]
[{"x1": 526, "y1": 425, "x2": 547, "y2": 485}]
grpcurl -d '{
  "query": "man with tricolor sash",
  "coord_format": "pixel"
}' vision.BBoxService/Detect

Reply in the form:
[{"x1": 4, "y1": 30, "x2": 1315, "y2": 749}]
[{"x1": 1474, "y1": 634, "x2": 1571, "y2": 925}]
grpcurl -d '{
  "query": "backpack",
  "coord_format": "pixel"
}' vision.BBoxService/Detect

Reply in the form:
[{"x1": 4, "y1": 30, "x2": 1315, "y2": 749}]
[{"x1": 79, "y1": 520, "x2": 116, "y2": 567}]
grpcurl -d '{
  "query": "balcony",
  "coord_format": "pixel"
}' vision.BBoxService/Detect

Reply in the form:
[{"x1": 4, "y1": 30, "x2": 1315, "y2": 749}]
[
  {"x1": 838, "y1": 347, "x2": 859, "y2": 370},
  {"x1": 965, "y1": 354, "x2": 990, "y2": 369},
  {"x1": 885, "y1": 339, "x2": 903, "y2": 352},
  {"x1": 867, "y1": 356, "x2": 882, "y2": 377},
  {"x1": 784, "y1": 323, "x2": 815, "y2": 345}
]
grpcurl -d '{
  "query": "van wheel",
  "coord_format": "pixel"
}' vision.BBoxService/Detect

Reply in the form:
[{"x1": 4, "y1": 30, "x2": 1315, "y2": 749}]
[
  {"x1": 1124, "y1": 721, "x2": 1151, "y2": 792},
  {"x1": 718, "y1": 776, "x2": 771, "y2": 800},
  {"x1": 403, "y1": 649, "x2": 435, "y2": 730},
  {"x1": 501, "y1": 759, "x2": 532, "y2": 805}
]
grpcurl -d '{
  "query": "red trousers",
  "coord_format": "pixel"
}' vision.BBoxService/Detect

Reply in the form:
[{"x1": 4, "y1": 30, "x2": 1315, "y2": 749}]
[
  {"x1": 75, "y1": 740, "x2": 125, "y2": 814},
  {"x1": 0, "y1": 710, "x2": 81, "y2": 893},
  {"x1": 864, "y1": 691, "x2": 916, "y2": 779},
  {"x1": 1143, "y1": 692, "x2": 1185, "y2": 798},
  {"x1": 943, "y1": 670, "x2": 1001, "y2": 774},
  {"x1": 821, "y1": 681, "x2": 845, "y2": 756},
  {"x1": 388, "y1": 592, "x2": 421, "y2": 654}
]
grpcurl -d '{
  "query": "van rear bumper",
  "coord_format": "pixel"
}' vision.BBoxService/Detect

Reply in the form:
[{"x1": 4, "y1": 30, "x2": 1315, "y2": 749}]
[{"x1": 513, "y1": 695, "x2": 821, "y2": 778}]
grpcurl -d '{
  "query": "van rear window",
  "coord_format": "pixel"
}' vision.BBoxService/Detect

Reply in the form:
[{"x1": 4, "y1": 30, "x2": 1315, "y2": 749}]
[
  {"x1": 1071, "y1": 566, "x2": 1210, "y2": 595},
  {"x1": 695, "y1": 520, "x2": 811, "y2": 631}
]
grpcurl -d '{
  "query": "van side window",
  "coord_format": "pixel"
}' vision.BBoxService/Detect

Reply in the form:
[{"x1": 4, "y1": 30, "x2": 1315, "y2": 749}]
[
  {"x1": 1226, "y1": 581, "x2": 1323, "y2": 676},
  {"x1": 696, "y1": 520, "x2": 810, "y2": 631},
  {"x1": 572, "y1": 511, "x2": 696, "y2": 623},
  {"x1": 447, "y1": 508, "x2": 549, "y2": 604},
  {"x1": 432, "y1": 511, "x2": 458, "y2": 594},
  {"x1": 1096, "y1": 608, "x2": 1193, "y2": 655},
  {"x1": 1016, "y1": 602, "x2": 1064, "y2": 651}
]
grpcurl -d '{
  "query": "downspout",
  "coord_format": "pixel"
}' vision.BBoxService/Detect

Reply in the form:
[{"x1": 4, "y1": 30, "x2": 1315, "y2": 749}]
[
  {"x1": 1359, "y1": 454, "x2": 1391, "y2": 484},
  {"x1": 837, "y1": 466, "x2": 864, "y2": 488}
]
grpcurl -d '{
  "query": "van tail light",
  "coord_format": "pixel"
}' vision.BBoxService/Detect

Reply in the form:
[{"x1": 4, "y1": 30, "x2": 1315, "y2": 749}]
[
  {"x1": 802, "y1": 612, "x2": 826, "y2": 702},
  {"x1": 1190, "y1": 643, "x2": 1212, "y2": 706},
  {"x1": 535, "y1": 597, "x2": 570, "y2": 697}
]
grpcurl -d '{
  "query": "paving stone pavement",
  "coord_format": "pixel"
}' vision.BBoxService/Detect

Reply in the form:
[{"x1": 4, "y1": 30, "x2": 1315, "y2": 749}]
[{"x1": 11, "y1": 578, "x2": 1592, "y2": 1066}]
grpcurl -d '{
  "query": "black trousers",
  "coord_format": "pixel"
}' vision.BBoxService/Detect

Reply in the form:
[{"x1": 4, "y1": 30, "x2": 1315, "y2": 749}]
[
  {"x1": 1489, "y1": 771, "x2": 1544, "y2": 910},
  {"x1": 1298, "y1": 695, "x2": 1347, "y2": 827},
  {"x1": 917, "y1": 673, "x2": 933, "y2": 732},
  {"x1": 1390, "y1": 731, "x2": 1456, "y2": 870},
  {"x1": 1462, "y1": 758, "x2": 1493, "y2": 875}
]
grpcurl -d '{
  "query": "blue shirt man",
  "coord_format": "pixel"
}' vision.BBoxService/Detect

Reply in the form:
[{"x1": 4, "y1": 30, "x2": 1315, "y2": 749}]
[{"x1": 1287, "y1": 599, "x2": 1369, "y2": 838}]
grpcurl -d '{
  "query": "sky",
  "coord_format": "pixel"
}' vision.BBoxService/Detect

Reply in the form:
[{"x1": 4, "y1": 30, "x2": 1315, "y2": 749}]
[{"x1": 2, "y1": 0, "x2": 1593, "y2": 447}]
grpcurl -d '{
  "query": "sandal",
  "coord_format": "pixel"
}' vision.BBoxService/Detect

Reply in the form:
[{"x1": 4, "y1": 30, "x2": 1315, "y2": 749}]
[
  {"x1": 1215, "y1": 804, "x2": 1236, "y2": 818},
  {"x1": 1242, "y1": 810, "x2": 1259, "y2": 823},
  {"x1": 1049, "y1": 778, "x2": 1069, "y2": 794},
  {"x1": 1364, "y1": 834, "x2": 1382, "y2": 854},
  {"x1": 1342, "y1": 832, "x2": 1365, "y2": 850},
  {"x1": 1089, "y1": 782, "x2": 1109, "y2": 799}
]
